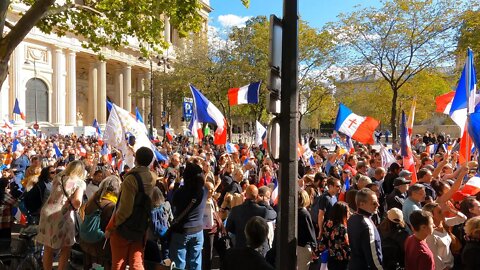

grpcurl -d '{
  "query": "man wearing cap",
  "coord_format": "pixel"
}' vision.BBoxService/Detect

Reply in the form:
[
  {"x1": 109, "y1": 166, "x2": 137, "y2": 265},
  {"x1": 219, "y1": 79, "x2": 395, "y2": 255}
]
[
  {"x1": 386, "y1": 177, "x2": 410, "y2": 211},
  {"x1": 398, "y1": 169, "x2": 412, "y2": 180}
]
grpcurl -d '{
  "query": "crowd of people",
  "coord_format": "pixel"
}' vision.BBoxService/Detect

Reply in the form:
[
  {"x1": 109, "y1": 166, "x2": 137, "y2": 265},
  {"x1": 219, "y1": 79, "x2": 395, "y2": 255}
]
[{"x1": 1, "y1": 131, "x2": 480, "y2": 270}]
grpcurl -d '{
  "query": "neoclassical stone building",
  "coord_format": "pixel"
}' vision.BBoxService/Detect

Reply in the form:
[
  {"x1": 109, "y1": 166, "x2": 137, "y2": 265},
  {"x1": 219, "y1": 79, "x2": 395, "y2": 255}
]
[{"x1": 0, "y1": 1, "x2": 211, "y2": 131}]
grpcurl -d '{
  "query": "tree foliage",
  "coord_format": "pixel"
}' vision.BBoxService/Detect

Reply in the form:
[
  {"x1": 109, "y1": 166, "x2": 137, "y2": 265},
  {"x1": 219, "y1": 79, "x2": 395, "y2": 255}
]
[
  {"x1": 457, "y1": 9, "x2": 480, "y2": 78},
  {"x1": 0, "y1": 0, "x2": 250, "y2": 91},
  {"x1": 329, "y1": 0, "x2": 474, "y2": 138}
]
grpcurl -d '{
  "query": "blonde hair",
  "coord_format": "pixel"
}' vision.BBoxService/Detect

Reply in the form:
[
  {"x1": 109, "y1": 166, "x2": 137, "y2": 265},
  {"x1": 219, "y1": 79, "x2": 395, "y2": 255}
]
[
  {"x1": 63, "y1": 160, "x2": 86, "y2": 179},
  {"x1": 465, "y1": 216, "x2": 480, "y2": 239},
  {"x1": 298, "y1": 189, "x2": 311, "y2": 208}
]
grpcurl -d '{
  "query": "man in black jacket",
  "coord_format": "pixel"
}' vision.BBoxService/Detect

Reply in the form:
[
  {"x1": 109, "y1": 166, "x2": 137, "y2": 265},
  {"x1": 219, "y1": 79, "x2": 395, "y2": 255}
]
[
  {"x1": 386, "y1": 177, "x2": 410, "y2": 210},
  {"x1": 347, "y1": 188, "x2": 383, "y2": 270},
  {"x1": 226, "y1": 185, "x2": 277, "y2": 249}
]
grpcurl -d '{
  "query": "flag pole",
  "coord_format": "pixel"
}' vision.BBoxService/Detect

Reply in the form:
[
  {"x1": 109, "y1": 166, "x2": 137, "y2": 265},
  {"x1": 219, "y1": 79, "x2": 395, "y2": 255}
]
[{"x1": 466, "y1": 48, "x2": 471, "y2": 163}]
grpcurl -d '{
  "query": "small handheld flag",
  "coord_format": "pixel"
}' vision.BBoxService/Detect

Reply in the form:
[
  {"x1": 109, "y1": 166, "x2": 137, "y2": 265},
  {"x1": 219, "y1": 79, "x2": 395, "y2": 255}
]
[
  {"x1": 53, "y1": 143, "x2": 62, "y2": 158},
  {"x1": 135, "y1": 107, "x2": 144, "y2": 124},
  {"x1": 13, "y1": 98, "x2": 25, "y2": 120}
]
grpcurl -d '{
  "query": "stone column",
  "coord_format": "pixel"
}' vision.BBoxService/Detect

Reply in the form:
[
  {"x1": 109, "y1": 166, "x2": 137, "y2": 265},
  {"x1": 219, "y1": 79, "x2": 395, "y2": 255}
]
[
  {"x1": 52, "y1": 48, "x2": 66, "y2": 126},
  {"x1": 114, "y1": 69, "x2": 124, "y2": 108},
  {"x1": 165, "y1": 17, "x2": 171, "y2": 44},
  {"x1": 66, "y1": 50, "x2": 76, "y2": 126},
  {"x1": 88, "y1": 63, "x2": 98, "y2": 124},
  {"x1": 97, "y1": 61, "x2": 107, "y2": 126},
  {"x1": 123, "y1": 65, "x2": 132, "y2": 112}
]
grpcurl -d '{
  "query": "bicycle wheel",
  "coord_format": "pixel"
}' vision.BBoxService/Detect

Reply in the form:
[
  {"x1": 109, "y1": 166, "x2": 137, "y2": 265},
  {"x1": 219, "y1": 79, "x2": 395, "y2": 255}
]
[{"x1": 16, "y1": 255, "x2": 40, "y2": 270}]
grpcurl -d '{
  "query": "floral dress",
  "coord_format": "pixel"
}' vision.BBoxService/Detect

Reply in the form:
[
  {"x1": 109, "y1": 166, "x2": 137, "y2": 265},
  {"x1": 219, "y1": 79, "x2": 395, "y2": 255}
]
[
  {"x1": 319, "y1": 220, "x2": 350, "y2": 262},
  {"x1": 36, "y1": 174, "x2": 85, "y2": 249}
]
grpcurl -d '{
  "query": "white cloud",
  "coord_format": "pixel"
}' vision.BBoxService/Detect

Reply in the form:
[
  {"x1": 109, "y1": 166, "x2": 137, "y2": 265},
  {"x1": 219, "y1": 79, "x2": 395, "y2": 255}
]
[{"x1": 217, "y1": 14, "x2": 251, "y2": 28}]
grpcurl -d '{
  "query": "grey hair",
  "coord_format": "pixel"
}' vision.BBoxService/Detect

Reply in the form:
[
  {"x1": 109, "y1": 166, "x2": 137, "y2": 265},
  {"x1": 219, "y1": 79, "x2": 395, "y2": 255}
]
[{"x1": 97, "y1": 175, "x2": 122, "y2": 199}]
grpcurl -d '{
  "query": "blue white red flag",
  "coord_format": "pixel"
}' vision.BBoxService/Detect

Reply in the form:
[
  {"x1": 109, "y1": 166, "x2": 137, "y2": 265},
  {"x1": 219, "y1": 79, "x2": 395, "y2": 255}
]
[
  {"x1": 334, "y1": 103, "x2": 379, "y2": 145},
  {"x1": 400, "y1": 111, "x2": 417, "y2": 184},
  {"x1": 13, "y1": 98, "x2": 25, "y2": 120},
  {"x1": 188, "y1": 111, "x2": 204, "y2": 143},
  {"x1": 190, "y1": 84, "x2": 227, "y2": 145},
  {"x1": 450, "y1": 48, "x2": 479, "y2": 134},
  {"x1": 226, "y1": 142, "x2": 238, "y2": 154},
  {"x1": 228, "y1": 82, "x2": 261, "y2": 106},
  {"x1": 53, "y1": 143, "x2": 62, "y2": 158},
  {"x1": 135, "y1": 107, "x2": 144, "y2": 124}
]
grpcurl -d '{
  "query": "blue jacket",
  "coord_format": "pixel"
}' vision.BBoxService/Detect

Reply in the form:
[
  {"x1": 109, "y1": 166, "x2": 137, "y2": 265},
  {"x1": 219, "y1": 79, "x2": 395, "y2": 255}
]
[{"x1": 347, "y1": 208, "x2": 383, "y2": 270}]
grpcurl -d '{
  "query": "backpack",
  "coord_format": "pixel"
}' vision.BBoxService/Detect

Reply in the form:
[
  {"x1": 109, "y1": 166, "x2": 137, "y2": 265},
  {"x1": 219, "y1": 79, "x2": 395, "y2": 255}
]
[
  {"x1": 116, "y1": 172, "x2": 152, "y2": 241},
  {"x1": 23, "y1": 181, "x2": 46, "y2": 214},
  {"x1": 151, "y1": 204, "x2": 170, "y2": 238},
  {"x1": 79, "y1": 201, "x2": 109, "y2": 243}
]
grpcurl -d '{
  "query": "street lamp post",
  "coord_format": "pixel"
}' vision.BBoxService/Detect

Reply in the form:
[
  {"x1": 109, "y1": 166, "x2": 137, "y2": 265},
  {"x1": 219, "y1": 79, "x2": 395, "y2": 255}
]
[
  {"x1": 149, "y1": 59, "x2": 154, "y2": 139},
  {"x1": 157, "y1": 55, "x2": 170, "y2": 142}
]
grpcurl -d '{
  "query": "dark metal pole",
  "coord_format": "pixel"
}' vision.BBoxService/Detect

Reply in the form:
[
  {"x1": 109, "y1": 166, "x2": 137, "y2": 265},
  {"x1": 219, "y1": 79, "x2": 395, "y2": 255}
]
[
  {"x1": 277, "y1": 0, "x2": 298, "y2": 270},
  {"x1": 149, "y1": 59, "x2": 154, "y2": 139}
]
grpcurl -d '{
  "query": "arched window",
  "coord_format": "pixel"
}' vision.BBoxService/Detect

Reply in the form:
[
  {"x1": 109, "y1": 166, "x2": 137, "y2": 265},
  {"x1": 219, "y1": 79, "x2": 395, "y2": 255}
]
[{"x1": 25, "y1": 78, "x2": 48, "y2": 122}]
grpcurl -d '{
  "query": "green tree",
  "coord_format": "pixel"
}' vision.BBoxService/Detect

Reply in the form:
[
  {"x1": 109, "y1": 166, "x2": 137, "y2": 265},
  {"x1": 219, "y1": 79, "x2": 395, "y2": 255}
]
[
  {"x1": 0, "y1": 0, "x2": 250, "y2": 92},
  {"x1": 457, "y1": 9, "x2": 480, "y2": 78},
  {"x1": 329, "y1": 0, "x2": 473, "y2": 139}
]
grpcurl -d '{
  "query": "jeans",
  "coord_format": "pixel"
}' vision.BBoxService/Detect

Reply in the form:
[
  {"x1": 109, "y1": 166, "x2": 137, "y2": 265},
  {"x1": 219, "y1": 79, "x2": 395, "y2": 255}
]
[{"x1": 169, "y1": 230, "x2": 204, "y2": 270}]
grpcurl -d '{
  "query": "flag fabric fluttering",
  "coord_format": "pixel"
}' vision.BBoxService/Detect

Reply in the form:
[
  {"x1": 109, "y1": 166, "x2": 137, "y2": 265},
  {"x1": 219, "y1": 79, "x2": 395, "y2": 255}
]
[
  {"x1": 135, "y1": 107, "x2": 144, "y2": 124},
  {"x1": 435, "y1": 91, "x2": 456, "y2": 114},
  {"x1": 407, "y1": 98, "x2": 416, "y2": 136},
  {"x1": 453, "y1": 176, "x2": 480, "y2": 201},
  {"x1": 53, "y1": 143, "x2": 62, "y2": 158},
  {"x1": 255, "y1": 121, "x2": 267, "y2": 147},
  {"x1": 380, "y1": 145, "x2": 396, "y2": 169},
  {"x1": 226, "y1": 142, "x2": 239, "y2": 154},
  {"x1": 92, "y1": 119, "x2": 102, "y2": 137},
  {"x1": 13, "y1": 98, "x2": 25, "y2": 120},
  {"x1": 449, "y1": 48, "x2": 479, "y2": 135},
  {"x1": 334, "y1": 103, "x2": 379, "y2": 145},
  {"x1": 227, "y1": 82, "x2": 261, "y2": 106},
  {"x1": 400, "y1": 111, "x2": 417, "y2": 184},
  {"x1": 190, "y1": 84, "x2": 227, "y2": 145},
  {"x1": 204, "y1": 124, "x2": 210, "y2": 137},
  {"x1": 12, "y1": 139, "x2": 23, "y2": 152},
  {"x1": 104, "y1": 103, "x2": 153, "y2": 168},
  {"x1": 189, "y1": 112, "x2": 204, "y2": 143}
]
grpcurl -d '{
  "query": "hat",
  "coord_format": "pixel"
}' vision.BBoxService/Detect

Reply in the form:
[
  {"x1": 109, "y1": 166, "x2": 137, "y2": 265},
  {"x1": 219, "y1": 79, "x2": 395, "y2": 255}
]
[
  {"x1": 398, "y1": 170, "x2": 412, "y2": 178},
  {"x1": 387, "y1": 208, "x2": 405, "y2": 227},
  {"x1": 393, "y1": 177, "x2": 411, "y2": 186}
]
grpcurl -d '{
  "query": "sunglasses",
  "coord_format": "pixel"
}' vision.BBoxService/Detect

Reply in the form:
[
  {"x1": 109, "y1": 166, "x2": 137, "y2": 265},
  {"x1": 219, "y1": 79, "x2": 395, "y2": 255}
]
[{"x1": 49, "y1": 171, "x2": 56, "y2": 174}]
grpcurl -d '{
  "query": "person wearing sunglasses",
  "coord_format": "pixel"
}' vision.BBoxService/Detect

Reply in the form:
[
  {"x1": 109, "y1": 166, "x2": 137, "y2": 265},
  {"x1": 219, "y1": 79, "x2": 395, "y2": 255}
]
[{"x1": 22, "y1": 166, "x2": 55, "y2": 224}]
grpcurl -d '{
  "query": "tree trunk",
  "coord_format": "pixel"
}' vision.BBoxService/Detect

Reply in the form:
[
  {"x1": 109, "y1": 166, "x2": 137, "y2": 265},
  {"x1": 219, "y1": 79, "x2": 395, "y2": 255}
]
[
  {"x1": 0, "y1": 59, "x2": 8, "y2": 92},
  {"x1": 390, "y1": 87, "x2": 398, "y2": 140}
]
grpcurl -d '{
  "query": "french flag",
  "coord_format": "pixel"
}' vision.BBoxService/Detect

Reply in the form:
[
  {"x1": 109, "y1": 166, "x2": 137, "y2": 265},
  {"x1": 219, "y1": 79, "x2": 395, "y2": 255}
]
[
  {"x1": 400, "y1": 111, "x2": 417, "y2": 184},
  {"x1": 13, "y1": 98, "x2": 25, "y2": 120},
  {"x1": 334, "y1": 103, "x2": 379, "y2": 145},
  {"x1": 190, "y1": 84, "x2": 227, "y2": 145},
  {"x1": 226, "y1": 142, "x2": 239, "y2": 154},
  {"x1": 453, "y1": 176, "x2": 480, "y2": 201},
  {"x1": 227, "y1": 82, "x2": 261, "y2": 106},
  {"x1": 188, "y1": 112, "x2": 204, "y2": 143},
  {"x1": 166, "y1": 128, "x2": 174, "y2": 142},
  {"x1": 435, "y1": 91, "x2": 456, "y2": 114},
  {"x1": 449, "y1": 48, "x2": 479, "y2": 135},
  {"x1": 53, "y1": 143, "x2": 62, "y2": 158}
]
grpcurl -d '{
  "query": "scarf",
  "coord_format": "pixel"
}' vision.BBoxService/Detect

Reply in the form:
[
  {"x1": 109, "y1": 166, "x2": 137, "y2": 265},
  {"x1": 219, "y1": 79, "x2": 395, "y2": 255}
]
[{"x1": 102, "y1": 192, "x2": 118, "y2": 204}]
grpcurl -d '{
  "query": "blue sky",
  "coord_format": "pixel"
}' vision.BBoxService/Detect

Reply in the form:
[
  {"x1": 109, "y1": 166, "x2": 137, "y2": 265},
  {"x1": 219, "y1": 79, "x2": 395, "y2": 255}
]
[{"x1": 209, "y1": 0, "x2": 382, "y2": 30}]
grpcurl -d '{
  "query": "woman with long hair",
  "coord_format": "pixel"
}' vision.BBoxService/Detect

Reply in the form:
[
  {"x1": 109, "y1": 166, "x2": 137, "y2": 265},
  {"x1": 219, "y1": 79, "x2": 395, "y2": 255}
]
[
  {"x1": 297, "y1": 190, "x2": 317, "y2": 270},
  {"x1": 36, "y1": 160, "x2": 86, "y2": 270},
  {"x1": 80, "y1": 175, "x2": 121, "y2": 270},
  {"x1": 319, "y1": 201, "x2": 350, "y2": 270}
]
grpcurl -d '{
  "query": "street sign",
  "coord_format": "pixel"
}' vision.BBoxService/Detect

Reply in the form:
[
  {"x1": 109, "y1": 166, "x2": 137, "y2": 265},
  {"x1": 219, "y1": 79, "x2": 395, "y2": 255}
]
[{"x1": 183, "y1": 100, "x2": 193, "y2": 122}]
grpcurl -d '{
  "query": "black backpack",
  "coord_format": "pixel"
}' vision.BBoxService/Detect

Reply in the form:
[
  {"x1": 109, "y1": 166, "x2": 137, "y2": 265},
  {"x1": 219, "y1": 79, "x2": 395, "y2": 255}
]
[
  {"x1": 116, "y1": 172, "x2": 152, "y2": 242},
  {"x1": 23, "y1": 181, "x2": 46, "y2": 214}
]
